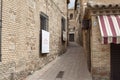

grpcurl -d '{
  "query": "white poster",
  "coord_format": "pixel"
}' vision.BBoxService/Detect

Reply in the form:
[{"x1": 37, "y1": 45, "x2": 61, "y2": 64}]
[
  {"x1": 42, "y1": 30, "x2": 50, "y2": 53},
  {"x1": 63, "y1": 31, "x2": 67, "y2": 41}
]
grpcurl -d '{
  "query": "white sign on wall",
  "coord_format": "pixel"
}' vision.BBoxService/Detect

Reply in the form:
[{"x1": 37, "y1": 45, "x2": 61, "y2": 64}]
[
  {"x1": 42, "y1": 30, "x2": 50, "y2": 53},
  {"x1": 63, "y1": 31, "x2": 67, "y2": 41}
]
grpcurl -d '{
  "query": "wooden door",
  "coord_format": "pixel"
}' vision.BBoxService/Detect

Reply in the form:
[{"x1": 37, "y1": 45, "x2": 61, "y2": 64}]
[
  {"x1": 111, "y1": 43, "x2": 120, "y2": 80},
  {"x1": 69, "y1": 34, "x2": 74, "y2": 42}
]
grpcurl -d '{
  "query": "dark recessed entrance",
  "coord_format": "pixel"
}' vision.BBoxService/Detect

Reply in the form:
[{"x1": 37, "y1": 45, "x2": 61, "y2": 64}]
[
  {"x1": 69, "y1": 34, "x2": 74, "y2": 42},
  {"x1": 111, "y1": 43, "x2": 120, "y2": 80}
]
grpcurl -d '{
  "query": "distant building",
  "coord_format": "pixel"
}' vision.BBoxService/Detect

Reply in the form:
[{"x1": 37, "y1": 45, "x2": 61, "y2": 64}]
[
  {"x1": 68, "y1": 8, "x2": 80, "y2": 42},
  {"x1": 74, "y1": 0, "x2": 81, "y2": 45},
  {"x1": 0, "y1": 0, "x2": 69, "y2": 80},
  {"x1": 68, "y1": 8, "x2": 75, "y2": 42}
]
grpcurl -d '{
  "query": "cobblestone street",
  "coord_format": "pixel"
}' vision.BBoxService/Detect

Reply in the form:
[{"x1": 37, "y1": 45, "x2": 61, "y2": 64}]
[{"x1": 25, "y1": 42, "x2": 92, "y2": 80}]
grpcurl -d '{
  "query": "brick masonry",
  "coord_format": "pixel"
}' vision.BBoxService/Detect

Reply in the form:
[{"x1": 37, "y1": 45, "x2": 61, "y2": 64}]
[
  {"x1": 91, "y1": 16, "x2": 110, "y2": 80},
  {"x1": 83, "y1": 16, "x2": 110, "y2": 80},
  {"x1": 77, "y1": 0, "x2": 120, "y2": 80},
  {"x1": 0, "y1": 0, "x2": 68, "y2": 80},
  {"x1": 68, "y1": 9, "x2": 76, "y2": 42}
]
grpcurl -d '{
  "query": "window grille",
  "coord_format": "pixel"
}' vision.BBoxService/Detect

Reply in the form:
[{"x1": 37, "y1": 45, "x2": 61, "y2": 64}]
[
  {"x1": 39, "y1": 12, "x2": 49, "y2": 55},
  {"x1": 40, "y1": 12, "x2": 48, "y2": 31},
  {"x1": 61, "y1": 17, "x2": 66, "y2": 31},
  {"x1": 61, "y1": 17, "x2": 66, "y2": 42}
]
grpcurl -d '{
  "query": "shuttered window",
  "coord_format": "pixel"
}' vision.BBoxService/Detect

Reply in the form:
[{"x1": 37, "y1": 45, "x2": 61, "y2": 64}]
[
  {"x1": 61, "y1": 17, "x2": 66, "y2": 31},
  {"x1": 61, "y1": 17, "x2": 66, "y2": 42}
]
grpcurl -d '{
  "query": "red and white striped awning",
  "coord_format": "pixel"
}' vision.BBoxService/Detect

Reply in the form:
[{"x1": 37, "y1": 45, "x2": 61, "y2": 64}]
[{"x1": 98, "y1": 15, "x2": 120, "y2": 44}]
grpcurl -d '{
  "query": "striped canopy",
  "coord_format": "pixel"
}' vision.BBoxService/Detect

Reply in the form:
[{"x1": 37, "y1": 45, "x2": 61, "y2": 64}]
[{"x1": 98, "y1": 15, "x2": 120, "y2": 44}]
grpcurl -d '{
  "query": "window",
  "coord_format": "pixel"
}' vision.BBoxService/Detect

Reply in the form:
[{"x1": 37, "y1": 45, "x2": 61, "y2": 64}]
[
  {"x1": 82, "y1": 19, "x2": 90, "y2": 30},
  {"x1": 70, "y1": 13, "x2": 73, "y2": 19},
  {"x1": 40, "y1": 12, "x2": 48, "y2": 31},
  {"x1": 39, "y1": 12, "x2": 49, "y2": 55},
  {"x1": 61, "y1": 17, "x2": 66, "y2": 31},
  {"x1": 61, "y1": 17, "x2": 66, "y2": 42}
]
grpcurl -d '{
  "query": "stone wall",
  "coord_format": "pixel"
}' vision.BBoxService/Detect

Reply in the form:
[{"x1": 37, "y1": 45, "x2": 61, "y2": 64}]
[
  {"x1": 0, "y1": 0, "x2": 68, "y2": 80},
  {"x1": 68, "y1": 9, "x2": 76, "y2": 42},
  {"x1": 53, "y1": 0, "x2": 68, "y2": 16},
  {"x1": 91, "y1": 16, "x2": 110, "y2": 80},
  {"x1": 68, "y1": 9, "x2": 75, "y2": 31},
  {"x1": 82, "y1": 16, "x2": 110, "y2": 80},
  {"x1": 82, "y1": 29, "x2": 91, "y2": 72}
]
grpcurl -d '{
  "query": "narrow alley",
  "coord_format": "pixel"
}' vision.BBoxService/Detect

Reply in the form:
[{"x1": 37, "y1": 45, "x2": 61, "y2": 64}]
[
  {"x1": 25, "y1": 42, "x2": 92, "y2": 80},
  {"x1": 1, "y1": 0, "x2": 120, "y2": 80}
]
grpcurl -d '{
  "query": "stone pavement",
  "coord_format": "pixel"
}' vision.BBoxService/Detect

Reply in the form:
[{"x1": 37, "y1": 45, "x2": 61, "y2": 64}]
[{"x1": 25, "y1": 42, "x2": 92, "y2": 80}]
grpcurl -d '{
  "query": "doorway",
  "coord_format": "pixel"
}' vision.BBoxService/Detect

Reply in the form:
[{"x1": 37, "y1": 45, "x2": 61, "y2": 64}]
[
  {"x1": 69, "y1": 34, "x2": 74, "y2": 42},
  {"x1": 111, "y1": 43, "x2": 120, "y2": 80}
]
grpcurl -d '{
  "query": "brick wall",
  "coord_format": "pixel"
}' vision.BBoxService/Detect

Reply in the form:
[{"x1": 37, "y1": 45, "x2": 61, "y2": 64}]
[
  {"x1": 53, "y1": 0, "x2": 68, "y2": 16},
  {"x1": 91, "y1": 16, "x2": 110, "y2": 80},
  {"x1": 83, "y1": 16, "x2": 110, "y2": 80},
  {"x1": 68, "y1": 8, "x2": 80, "y2": 44},
  {"x1": 82, "y1": 29, "x2": 91, "y2": 71},
  {"x1": 0, "y1": 0, "x2": 68, "y2": 80}
]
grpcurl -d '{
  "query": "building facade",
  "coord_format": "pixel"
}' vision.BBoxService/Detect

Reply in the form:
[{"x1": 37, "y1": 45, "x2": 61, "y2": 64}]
[
  {"x1": 68, "y1": 8, "x2": 80, "y2": 43},
  {"x1": 75, "y1": 0, "x2": 120, "y2": 80},
  {"x1": 74, "y1": 0, "x2": 82, "y2": 45},
  {"x1": 68, "y1": 8, "x2": 76, "y2": 42},
  {"x1": 0, "y1": 0, "x2": 69, "y2": 80}
]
